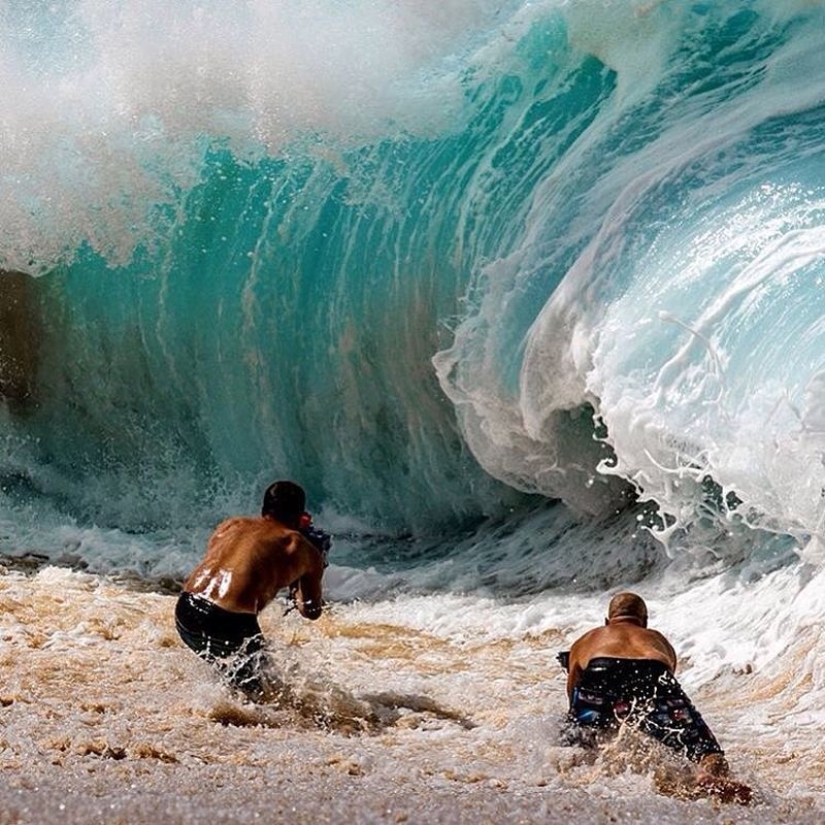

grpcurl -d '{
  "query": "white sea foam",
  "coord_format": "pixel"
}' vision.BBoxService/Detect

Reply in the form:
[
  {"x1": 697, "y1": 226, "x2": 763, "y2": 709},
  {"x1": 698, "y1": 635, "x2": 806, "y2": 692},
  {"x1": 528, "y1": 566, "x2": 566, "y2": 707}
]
[{"x1": 0, "y1": 564, "x2": 823, "y2": 821}]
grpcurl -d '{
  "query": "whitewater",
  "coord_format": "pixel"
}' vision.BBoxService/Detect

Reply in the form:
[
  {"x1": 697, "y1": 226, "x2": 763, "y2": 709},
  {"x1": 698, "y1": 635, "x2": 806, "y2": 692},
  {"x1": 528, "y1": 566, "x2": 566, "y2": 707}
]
[{"x1": 1, "y1": 0, "x2": 825, "y2": 821}]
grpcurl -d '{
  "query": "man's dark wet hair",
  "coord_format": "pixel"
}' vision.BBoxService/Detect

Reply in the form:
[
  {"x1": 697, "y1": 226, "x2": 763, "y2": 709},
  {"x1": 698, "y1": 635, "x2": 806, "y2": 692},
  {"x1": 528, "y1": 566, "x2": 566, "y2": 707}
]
[{"x1": 261, "y1": 480, "x2": 306, "y2": 526}]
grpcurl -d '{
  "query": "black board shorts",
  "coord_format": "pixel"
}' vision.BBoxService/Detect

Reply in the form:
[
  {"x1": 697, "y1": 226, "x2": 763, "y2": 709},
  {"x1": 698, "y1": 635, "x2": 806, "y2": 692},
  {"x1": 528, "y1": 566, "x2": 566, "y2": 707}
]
[
  {"x1": 175, "y1": 592, "x2": 266, "y2": 695},
  {"x1": 567, "y1": 656, "x2": 724, "y2": 762}
]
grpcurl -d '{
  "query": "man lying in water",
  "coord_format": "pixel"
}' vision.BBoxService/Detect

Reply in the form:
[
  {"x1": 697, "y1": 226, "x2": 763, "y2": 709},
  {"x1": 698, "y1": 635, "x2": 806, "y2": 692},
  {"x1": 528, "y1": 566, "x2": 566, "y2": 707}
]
[
  {"x1": 175, "y1": 480, "x2": 330, "y2": 699},
  {"x1": 560, "y1": 592, "x2": 752, "y2": 804}
]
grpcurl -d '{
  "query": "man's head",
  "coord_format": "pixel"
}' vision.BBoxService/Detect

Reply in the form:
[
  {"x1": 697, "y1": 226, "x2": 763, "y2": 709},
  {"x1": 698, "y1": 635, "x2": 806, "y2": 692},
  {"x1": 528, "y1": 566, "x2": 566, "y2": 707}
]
[
  {"x1": 607, "y1": 592, "x2": 648, "y2": 627},
  {"x1": 261, "y1": 480, "x2": 306, "y2": 528}
]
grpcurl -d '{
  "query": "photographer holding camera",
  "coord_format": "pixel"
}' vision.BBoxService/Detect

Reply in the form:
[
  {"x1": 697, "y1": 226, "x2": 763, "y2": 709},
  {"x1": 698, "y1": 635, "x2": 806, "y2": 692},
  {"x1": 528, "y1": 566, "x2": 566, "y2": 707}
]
[{"x1": 174, "y1": 480, "x2": 331, "y2": 699}]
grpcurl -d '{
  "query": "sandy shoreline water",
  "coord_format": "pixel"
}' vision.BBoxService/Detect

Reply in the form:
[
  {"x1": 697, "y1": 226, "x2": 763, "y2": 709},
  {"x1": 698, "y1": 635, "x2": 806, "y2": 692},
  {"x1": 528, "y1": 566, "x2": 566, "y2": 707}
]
[{"x1": 1, "y1": 560, "x2": 823, "y2": 825}]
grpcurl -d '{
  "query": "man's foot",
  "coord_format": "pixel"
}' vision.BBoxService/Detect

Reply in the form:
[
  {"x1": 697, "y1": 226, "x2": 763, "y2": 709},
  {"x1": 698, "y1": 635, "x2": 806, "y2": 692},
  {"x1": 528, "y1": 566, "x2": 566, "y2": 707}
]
[{"x1": 695, "y1": 772, "x2": 753, "y2": 805}]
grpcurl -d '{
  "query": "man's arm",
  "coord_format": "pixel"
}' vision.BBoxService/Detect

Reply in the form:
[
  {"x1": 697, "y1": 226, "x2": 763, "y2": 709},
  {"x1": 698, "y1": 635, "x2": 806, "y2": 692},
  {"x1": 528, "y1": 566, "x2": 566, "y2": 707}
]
[
  {"x1": 294, "y1": 571, "x2": 323, "y2": 620},
  {"x1": 286, "y1": 579, "x2": 322, "y2": 619},
  {"x1": 566, "y1": 660, "x2": 582, "y2": 703},
  {"x1": 290, "y1": 536, "x2": 325, "y2": 620},
  {"x1": 565, "y1": 630, "x2": 597, "y2": 702},
  {"x1": 652, "y1": 630, "x2": 678, "y2": 672}
]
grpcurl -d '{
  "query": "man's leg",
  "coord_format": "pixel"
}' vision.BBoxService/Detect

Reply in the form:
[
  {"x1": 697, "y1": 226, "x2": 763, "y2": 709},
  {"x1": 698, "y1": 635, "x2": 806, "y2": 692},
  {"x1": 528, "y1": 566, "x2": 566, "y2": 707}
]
[
  {"x1": 638, "y1": 676, "x2": 724, "y2": 763},
  {"x1": 223, "y1": 633, "x2": 270, "y2": 700}
]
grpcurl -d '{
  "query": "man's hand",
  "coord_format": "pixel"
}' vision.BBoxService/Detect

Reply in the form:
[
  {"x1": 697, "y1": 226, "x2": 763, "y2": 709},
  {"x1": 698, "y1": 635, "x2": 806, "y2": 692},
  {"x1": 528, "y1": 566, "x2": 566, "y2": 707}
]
[
  {"x1": 288, "y1": 577, "x2": 323, "y2": 621},
  {"x1": 696, "y1": 754, "x2": 753, "y2": 805}
]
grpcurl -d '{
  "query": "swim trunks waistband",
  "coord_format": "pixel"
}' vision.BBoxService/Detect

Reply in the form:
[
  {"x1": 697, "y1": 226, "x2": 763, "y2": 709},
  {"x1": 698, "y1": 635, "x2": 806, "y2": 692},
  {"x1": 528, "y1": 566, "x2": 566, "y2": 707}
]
[
  {"x1": 175, "y1": 591, "x2": 263, "y2": 659},
  {"x1": 583, "y1": 657, "x2": 670, "y2": 688}
]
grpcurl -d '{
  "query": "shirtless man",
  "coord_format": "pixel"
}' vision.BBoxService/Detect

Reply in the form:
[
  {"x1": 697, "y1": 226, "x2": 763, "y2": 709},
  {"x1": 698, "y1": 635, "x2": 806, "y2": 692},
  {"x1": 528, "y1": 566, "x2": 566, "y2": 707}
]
[
  {"x1": 175, "y1": 480, "x2": 328, "y2": 698},
  {"x1": 561, "y1": 592, "x2": 752, "y2": 804}
]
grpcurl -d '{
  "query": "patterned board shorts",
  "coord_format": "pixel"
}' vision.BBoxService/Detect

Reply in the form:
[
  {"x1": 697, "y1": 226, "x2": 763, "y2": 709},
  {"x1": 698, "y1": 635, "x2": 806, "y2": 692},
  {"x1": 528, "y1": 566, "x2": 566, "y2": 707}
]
[{"x1": 566, "y1": 656, "x2": 724, "y2": 762}]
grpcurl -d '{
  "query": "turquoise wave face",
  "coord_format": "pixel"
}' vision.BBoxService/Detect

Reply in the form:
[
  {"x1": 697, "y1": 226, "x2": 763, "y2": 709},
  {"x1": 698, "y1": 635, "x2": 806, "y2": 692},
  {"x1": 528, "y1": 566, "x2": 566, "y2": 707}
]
[
  {"x1": 10, "y1": 148, "x2": 524, "y2": 533},
  {"x1": 2, "y1": 1, "x2": 825, "y2": 561}
]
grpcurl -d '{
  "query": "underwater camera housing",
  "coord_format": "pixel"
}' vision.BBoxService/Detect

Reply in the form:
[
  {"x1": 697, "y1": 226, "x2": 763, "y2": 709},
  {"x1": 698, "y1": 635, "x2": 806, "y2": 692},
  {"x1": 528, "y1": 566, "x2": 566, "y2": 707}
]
[{"x1": 301, "y1": 523, "x2": 332, "y2": 568}]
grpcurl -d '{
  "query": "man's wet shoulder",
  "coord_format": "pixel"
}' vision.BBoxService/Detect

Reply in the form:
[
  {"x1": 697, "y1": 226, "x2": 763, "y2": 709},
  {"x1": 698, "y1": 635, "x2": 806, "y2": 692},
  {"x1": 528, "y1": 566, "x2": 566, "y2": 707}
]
[{"x1": 212, "y1": 516, "x2": 264, "y2": 536}]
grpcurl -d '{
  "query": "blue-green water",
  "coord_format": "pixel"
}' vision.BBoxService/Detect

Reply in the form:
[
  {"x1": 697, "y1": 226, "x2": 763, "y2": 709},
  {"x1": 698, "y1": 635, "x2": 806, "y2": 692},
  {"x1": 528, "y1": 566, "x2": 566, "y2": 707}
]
[{"x1": 1, "y1": 0, "x2": 824, "y2": 584}]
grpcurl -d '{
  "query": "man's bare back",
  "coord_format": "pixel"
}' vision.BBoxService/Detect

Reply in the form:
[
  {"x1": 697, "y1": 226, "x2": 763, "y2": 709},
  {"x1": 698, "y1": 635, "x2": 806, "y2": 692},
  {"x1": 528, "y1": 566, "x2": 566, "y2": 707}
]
[
  {"x1": 566, "y1": 618, "x2": 677, "y2": 700},
  {"x1": 184, "y1": 516, "x2": 324, "y2": 618}
]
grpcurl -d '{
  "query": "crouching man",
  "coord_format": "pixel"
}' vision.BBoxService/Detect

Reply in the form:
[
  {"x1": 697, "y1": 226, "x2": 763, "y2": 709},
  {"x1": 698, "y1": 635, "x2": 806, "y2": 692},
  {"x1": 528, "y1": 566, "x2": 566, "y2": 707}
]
[{"x1": 175, "y1": 480, "x2": 328, "y2": 699}]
